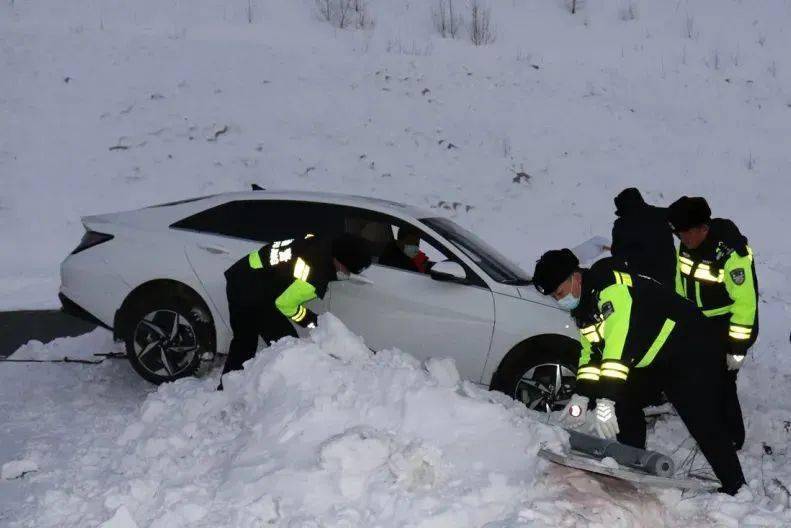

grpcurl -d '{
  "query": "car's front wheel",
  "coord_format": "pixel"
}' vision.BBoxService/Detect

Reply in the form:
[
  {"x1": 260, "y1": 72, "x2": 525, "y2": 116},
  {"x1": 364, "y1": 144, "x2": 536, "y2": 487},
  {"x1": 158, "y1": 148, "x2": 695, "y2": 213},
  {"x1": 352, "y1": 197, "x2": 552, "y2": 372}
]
[
  {"x1": 123, "y1": 292, "x2": 213, "y2": 384},
  {"x1": 490, "y1": 339, "x2": 579, "y2": 413}
]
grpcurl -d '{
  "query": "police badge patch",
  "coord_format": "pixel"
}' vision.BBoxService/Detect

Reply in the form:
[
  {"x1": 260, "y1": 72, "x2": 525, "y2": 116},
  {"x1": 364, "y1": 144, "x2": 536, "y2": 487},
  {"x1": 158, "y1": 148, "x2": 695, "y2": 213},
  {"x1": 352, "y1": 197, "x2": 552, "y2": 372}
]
[
  {"x1": 730, "y1": 268, "x2": 746, "y2": 285},
  {"x1": 600, "y1": 301, "x2": 615, "y2": 319}
]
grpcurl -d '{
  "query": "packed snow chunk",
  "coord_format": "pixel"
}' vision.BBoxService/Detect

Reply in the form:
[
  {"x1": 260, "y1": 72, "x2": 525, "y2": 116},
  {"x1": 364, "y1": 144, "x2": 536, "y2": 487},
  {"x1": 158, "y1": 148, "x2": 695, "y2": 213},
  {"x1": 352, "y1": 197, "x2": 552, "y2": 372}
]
[
  {"x1": 309, "y1": 313, "x2": 372, "y2": 363},
  {"x1": 320, "y1": 428, "x2": 392, "y2": 499},
  {"x1": 1, "y1": 459, "x2": 39, "y2": 480},
  {"x1": 10, "y1": 328, "x2": 116, "y2": 361},
  {"x1": 424, "y1": 357, "x2": 461, "y2": 388},
  {"x1": 600, "y1": 456, "x2": 619, "y2": 469},
  {"x1": 98, "y1": 506, "x2": 139, "y2": 528},
  {"x1": 388, "y1": 442, "x2": 447, "y2": 490}
]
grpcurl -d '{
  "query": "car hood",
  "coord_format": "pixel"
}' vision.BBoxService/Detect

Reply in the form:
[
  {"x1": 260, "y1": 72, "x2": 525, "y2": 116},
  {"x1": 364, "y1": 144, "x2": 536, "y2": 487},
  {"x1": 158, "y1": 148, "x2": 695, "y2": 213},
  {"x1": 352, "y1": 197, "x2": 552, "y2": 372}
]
[{"x1": 515, "y1": 285, "x2": 565, "y2": 310}]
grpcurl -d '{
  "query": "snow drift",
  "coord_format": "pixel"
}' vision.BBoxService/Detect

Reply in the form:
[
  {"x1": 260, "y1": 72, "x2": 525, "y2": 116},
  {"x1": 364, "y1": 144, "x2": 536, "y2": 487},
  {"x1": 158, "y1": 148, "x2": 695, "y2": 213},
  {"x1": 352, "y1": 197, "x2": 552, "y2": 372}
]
[
  {"x1": 4, "y1": 317, "x2": 791, "y2": 527},
  {"x1": 83, "y1": 314, "x2": 566, "y2": 527}
]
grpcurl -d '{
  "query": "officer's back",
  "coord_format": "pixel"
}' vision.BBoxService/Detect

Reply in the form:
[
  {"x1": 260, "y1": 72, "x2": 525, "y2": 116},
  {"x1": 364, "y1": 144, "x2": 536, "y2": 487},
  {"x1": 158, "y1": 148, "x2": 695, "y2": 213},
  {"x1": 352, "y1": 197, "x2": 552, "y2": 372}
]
[{"x1": 610, "y1": 188, "x2": 676, "y2": 287}]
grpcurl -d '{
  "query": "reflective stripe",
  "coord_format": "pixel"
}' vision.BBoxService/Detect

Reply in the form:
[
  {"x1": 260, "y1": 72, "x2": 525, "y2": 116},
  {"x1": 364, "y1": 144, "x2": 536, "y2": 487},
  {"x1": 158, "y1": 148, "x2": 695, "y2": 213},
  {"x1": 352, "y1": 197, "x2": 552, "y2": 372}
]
[
  {"x1": 635, "y1": 319, "x2": 676, "y2": 368},
  {"x1": 577, "y1": 366, "x2": 601, "y2": 379},
  {"x1": 601, "y1": 369, "x2": 628, "y2": 381},
  {"x1": 601, "y1": 361, "x2": 629, "y2": 374},
  {"x1": 291, "y1": 305, "x2": 307, "y2": 322},
  {"x1": 729, "y1": 324, "x2": 752, "y2": 340},
  {"x1": 293, "y1": 258, "x2": 311, "y2": 281},
  {"x1": 580, "y1": 323, "x2": 604, "y2": 343},
  {"x1": 613, "y1": 271, "x2": 633, "y2": 287},
  {"x1": 249, "y1": 250, "x2": 263, "y2": 269},
  {"x1": 729, "y1": 323, "x2": 752, "y2": 339},
  {"x1": 679, "y1": 259, "x2": 725, "y2": 283},
  {"x1": 703, "y1": 305, "x2": 733, "y2": 317},
  {"x1": 694, "y1": 280, "x2": 702, "y2": 307}
]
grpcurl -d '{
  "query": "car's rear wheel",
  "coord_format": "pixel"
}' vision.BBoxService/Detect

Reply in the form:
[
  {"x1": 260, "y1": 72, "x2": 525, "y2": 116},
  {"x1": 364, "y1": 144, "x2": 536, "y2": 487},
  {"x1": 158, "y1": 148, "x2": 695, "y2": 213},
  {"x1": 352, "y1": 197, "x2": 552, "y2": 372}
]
[
  {"x1": 490, "y1": 340, "x2": 579, "y2": 413},
  {"x1": 123, "y1": 292, "x2": 213, "y2": 384}
]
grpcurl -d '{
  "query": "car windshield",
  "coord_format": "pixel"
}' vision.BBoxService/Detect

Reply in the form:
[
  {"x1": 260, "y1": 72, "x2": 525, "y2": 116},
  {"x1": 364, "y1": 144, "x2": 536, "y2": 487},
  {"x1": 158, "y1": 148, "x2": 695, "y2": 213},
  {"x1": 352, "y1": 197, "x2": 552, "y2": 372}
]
[{"x1": 421, "y1": 217, "x2": 531, "y2": 285}]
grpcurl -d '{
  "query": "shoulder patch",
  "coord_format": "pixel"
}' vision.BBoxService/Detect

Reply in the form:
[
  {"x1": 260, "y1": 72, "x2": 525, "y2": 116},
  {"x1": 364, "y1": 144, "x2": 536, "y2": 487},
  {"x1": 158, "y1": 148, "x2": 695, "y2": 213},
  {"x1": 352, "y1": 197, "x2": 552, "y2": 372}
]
[
  {"x1": 600, "y1": 301, "x2": 615, "y2": 319},
  {"x1": 730, "y1": 268, "x2": 746, "y2": 285}
]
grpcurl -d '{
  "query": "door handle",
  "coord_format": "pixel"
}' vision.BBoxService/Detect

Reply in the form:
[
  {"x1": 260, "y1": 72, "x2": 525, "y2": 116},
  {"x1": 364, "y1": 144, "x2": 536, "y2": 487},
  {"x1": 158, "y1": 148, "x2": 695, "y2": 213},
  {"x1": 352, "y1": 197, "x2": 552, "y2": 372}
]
[
  {"x1": 198, "y1": 244, "x2": 229, "y2": 255},
  {"x1": 349, "y1": 273, "x2": 374, "y2": 285}
]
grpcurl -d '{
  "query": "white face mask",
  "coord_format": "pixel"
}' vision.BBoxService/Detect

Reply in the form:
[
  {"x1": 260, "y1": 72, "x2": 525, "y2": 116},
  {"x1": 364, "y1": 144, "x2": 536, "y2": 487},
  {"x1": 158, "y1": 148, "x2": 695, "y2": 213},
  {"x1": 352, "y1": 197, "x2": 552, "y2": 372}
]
[
  {"x1": 403, "y1": 244, "x2": 420, "y2": 258},
  {"x1": 556, "y1": 274, "x2": 580, "y2": 311}
]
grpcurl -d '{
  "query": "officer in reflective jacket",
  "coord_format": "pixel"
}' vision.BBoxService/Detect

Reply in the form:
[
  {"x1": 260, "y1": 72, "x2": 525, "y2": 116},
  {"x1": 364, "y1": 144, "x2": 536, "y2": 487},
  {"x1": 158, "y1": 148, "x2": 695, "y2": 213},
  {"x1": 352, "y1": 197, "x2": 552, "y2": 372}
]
[
  {"x1": 532, "y1": 249, "x2": 746, "y2": 495},
  {"x1": 219, "y1": 233, "x2": 371, "y2": 387},
  {"x1": 669, "y1": 196, "x2": 758, "y2": 450}
]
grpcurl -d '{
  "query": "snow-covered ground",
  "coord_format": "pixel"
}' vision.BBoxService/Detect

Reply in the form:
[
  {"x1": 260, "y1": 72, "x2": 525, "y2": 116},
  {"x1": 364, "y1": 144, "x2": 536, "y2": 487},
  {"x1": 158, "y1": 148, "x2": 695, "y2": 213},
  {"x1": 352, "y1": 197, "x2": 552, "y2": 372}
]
[
  {"x1": 0, "y1": 316, "x2": 787, "y2": 527},
  {"x1": 2, "y1": 0, "x2": 791, "y2": 526}
]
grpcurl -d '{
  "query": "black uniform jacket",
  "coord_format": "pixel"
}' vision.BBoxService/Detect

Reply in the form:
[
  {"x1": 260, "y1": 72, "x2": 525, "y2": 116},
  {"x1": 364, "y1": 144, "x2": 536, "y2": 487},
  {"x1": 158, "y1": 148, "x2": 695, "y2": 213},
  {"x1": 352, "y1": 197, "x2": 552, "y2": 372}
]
[{"x1": 571, "y1": 258, "x2": 708, "y2": 402}]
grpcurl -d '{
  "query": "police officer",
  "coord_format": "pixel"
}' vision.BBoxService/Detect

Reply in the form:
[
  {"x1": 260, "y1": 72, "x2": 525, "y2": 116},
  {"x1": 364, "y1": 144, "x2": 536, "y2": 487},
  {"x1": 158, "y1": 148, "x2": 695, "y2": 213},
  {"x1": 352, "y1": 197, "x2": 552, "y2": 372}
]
[
  {"x1": 610, "y1": 188, "x2": 676, "y2": 287},
  {"x1": 219, "y1": 233, "x2": 371, "y2": 387},
  {"x1": 668, "y1": 196, "x2": 758, "y2": 450},
  {"x1": 532, "y1": 249, "x2": 746, "y2": 495}
]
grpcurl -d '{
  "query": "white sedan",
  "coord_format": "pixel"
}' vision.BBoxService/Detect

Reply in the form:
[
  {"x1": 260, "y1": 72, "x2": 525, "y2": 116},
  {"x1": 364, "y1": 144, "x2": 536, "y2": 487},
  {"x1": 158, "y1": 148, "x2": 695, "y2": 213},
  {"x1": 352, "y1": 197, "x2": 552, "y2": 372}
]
[{"x1": 59, "y1": 190, "x2": 579, "y2": 411}]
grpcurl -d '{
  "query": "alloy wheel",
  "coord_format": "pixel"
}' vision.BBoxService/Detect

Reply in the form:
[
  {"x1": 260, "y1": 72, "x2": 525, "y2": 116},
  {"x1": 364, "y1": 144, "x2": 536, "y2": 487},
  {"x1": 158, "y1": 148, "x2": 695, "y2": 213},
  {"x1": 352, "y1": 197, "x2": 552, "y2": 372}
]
[
  {"x1": 515, "y1": 362, "x2": 576, "y2": 412},
  {"x1": 132, "y1": 310, "x2": 199, "y2": 378}
]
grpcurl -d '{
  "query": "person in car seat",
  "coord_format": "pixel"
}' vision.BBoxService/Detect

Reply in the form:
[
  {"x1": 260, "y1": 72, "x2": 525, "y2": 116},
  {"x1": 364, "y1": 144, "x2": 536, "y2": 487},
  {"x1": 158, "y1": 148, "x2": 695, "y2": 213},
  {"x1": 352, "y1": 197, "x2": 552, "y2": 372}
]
[
  {"x1": 379, "y1": 226, "x2": 433, "y2": 273},
  {"x1": 218, "y1": 233, "x2": 371, "y2": 389}
]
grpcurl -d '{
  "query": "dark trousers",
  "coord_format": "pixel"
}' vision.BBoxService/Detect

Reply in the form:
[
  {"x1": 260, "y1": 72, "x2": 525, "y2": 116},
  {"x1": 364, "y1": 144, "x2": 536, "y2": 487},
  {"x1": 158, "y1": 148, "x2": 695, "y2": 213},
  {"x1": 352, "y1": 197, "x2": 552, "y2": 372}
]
[
  {"x1": 709, "y1": 315, "x2": 747, "y2": 450},
  {"x1": 724, "y1": 370, "x2": 745, "y2": 450},
  {"x1": 615, "y1": 334, "x2": 745, "y2": 494},
  {"x1": 221, "y1": 275, "x2": 297, "y2": 377}
]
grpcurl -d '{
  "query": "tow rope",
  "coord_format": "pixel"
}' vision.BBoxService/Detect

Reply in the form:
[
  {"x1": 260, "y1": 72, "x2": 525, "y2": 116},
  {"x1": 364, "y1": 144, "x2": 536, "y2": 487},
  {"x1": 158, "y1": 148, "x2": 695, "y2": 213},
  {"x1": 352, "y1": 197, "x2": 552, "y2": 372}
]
[{"x1": 0, "y1": 353, "x2": 127, "y2": 365}]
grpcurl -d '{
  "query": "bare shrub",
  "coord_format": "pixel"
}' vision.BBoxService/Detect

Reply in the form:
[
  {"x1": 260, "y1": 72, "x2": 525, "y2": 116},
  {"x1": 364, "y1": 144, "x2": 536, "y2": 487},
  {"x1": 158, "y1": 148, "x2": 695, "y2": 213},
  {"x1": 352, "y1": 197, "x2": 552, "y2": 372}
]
[
  {"x1": 433, "y1": 0, "x2": 462, "y2": 39},
  {"x1": 470, "y1": 1, "x2": 495, "y2": 46},
  {"x1": 316, "y1": 0, "x2": 373, "y2": 30},
  {"x1": 619, "y1": 1, "x2": 638, "y2": 21},
  {"x1": 684, "y1": 13, "x2": 696, "y2": 39}
]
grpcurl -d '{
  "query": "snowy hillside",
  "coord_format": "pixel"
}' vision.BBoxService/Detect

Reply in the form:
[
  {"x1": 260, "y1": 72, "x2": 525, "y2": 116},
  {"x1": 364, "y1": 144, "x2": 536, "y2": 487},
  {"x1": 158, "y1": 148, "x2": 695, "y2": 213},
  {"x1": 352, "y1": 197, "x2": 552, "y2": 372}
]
[{"x1": 3, "y1": 0, "x2": 791, "y2": 526}]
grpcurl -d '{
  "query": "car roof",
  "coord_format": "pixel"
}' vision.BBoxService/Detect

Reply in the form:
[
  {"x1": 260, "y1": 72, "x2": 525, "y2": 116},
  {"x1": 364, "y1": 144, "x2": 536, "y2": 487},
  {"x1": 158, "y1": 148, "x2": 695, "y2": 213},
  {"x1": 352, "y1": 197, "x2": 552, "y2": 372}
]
[
  {"x1": 82, "y1": 190, "x2": 439, "y2": 231},
  {"x1": 215, "y1": 190, "x2": 436, "y2": 220}
]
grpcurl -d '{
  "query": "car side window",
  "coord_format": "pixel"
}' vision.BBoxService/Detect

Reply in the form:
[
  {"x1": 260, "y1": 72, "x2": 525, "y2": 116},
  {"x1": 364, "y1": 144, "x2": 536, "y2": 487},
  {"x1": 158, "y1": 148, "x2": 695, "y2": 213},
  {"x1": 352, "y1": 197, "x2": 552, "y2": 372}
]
[
  {"x1": 338, "y1": 208, "x2": 485, "y2": 286},
  {"x1": 171, "y1": 200, "x2": 344, "y2": 242}
]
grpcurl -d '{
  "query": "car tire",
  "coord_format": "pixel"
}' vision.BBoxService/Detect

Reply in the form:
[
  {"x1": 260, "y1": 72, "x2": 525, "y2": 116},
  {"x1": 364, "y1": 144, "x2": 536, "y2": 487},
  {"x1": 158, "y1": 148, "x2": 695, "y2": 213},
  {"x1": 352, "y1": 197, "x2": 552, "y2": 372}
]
[
  {"x1": 490, "y1": 342, "x2": 579, "y2": 413},
  {"x1": 123, "y1": 291, "x2": 213, "y2": 384}
]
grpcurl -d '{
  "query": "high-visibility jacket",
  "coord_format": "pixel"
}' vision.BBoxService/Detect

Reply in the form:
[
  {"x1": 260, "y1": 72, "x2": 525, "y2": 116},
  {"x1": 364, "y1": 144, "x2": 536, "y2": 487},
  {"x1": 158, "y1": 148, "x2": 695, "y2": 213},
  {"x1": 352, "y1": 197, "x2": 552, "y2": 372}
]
[
  {"x1": 225, "y1": 235, "x2": 335, "y2": 326},
  {"x1": 571, "y1": 258, "x2": 706, "y2": 401},
  {"x1": 675, "y1": 219, "x2": 758, "y2": 350}
]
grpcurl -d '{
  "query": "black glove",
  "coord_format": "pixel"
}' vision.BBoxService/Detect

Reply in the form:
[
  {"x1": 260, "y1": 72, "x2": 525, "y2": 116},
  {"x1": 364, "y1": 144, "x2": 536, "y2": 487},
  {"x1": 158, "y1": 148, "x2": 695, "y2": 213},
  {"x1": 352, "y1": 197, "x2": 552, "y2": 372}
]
[{"x1": 293, "y1": 308, "x2": 318, "y2": 329}]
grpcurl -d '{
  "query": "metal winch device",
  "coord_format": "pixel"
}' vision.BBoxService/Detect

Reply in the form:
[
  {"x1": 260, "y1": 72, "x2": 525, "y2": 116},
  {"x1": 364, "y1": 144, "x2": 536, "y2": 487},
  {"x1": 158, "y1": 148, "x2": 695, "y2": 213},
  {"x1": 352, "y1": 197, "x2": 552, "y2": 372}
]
[{"x1": 538, "y1": 429, "x2": 721, "y2": 491}]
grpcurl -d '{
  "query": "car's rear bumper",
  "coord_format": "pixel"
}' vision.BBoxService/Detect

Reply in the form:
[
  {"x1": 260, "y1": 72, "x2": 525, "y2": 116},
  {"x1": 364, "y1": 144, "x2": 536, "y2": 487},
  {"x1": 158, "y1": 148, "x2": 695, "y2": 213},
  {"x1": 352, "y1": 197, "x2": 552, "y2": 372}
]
[{"x1": 59, "y1": 292, "x2": 112, "y2": 331}]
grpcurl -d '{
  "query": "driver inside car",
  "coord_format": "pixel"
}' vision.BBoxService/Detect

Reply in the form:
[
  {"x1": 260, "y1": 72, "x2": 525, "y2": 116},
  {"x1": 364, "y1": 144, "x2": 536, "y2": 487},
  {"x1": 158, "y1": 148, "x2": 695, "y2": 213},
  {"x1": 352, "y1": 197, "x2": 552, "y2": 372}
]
[{"x1": 379, "y1": 226, "x2": 433, "y2": 274}]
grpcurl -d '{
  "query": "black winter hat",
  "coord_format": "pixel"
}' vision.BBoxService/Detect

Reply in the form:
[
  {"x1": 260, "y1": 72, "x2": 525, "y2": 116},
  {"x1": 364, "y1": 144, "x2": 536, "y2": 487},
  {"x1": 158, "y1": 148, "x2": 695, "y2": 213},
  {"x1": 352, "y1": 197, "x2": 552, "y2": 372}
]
[
  {"x1": 668, "y1": 196, "x2": 711, "y2": 232},
  {"x1": 332, "y1": 234, "x2": 372, "y2": 274},
  {"x1": 532, "y1": 248, "x2": 579, "y2": 295},
  {"x1": 614, "y1": 187, "x2": 646, "y2": 216}
]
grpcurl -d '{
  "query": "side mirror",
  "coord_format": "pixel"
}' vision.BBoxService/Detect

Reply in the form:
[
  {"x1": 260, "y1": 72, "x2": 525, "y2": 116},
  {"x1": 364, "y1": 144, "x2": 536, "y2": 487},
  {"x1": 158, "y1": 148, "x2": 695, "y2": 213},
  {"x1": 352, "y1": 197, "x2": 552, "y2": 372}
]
[{"x1": 430, "y1": 260, "x2": 467, "y2": 283}]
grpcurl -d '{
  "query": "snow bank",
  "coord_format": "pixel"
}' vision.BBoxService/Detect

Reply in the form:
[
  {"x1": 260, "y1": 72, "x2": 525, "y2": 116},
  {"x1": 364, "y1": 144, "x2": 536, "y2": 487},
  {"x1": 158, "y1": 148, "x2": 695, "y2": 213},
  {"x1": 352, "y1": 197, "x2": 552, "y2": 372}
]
[
  {"x1": 1, "y1": 459, "x2": 39, "y2": 480},
  {"x1": 4, "y1": 315, "x2": 791, "y2": 527},
  {"x1": 10, "y1": 328, "x2": 116, "y2": 361},
  {"x1": 87, "y1": 314, "x2": 563, "y2": 527}
]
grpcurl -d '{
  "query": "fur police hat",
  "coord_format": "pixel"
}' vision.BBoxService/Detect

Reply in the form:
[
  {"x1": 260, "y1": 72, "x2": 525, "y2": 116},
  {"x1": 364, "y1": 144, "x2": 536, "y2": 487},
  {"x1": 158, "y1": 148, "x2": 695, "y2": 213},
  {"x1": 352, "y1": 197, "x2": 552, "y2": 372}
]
[
  {"x1": 532, "y1": 248, "x2": 579, "y2": 295},
  {"x1": 332, "y1": 234, "x2": 372, "y2": 274},
  {"x1": 668, "y1": 196, "x2": 712, "y2": 232}
]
